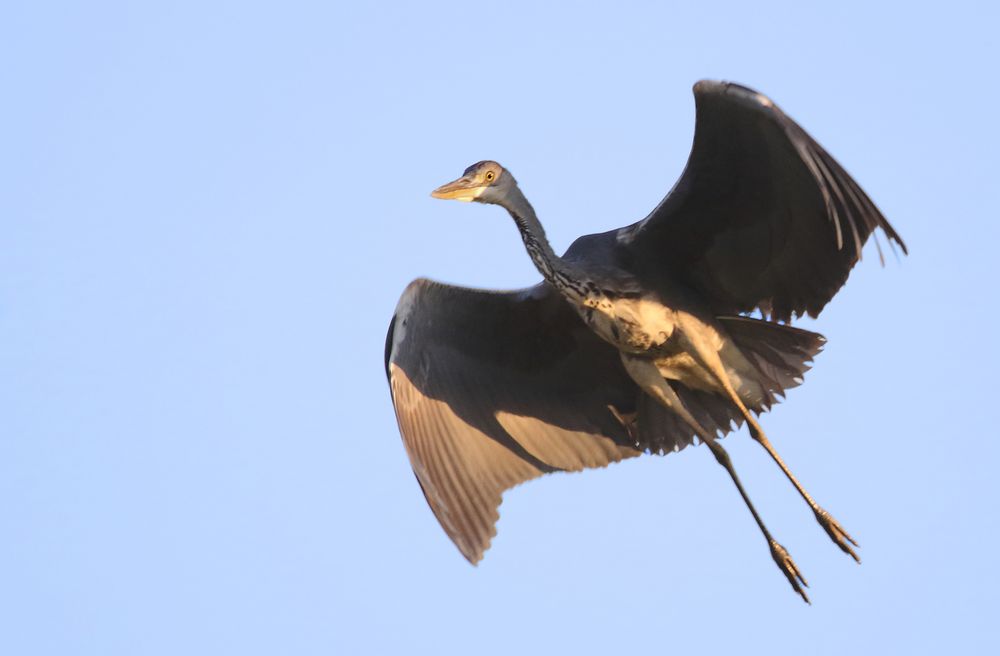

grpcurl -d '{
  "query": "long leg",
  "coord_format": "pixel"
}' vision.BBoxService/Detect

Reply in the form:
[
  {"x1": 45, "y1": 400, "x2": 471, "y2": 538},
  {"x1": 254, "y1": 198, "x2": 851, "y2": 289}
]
[
  {"x1": 676, "y1": 323, "x2": 860, "y2": 562},
  {"x1": 620, "y1": 355, "x2": 810, "y2": 603}
]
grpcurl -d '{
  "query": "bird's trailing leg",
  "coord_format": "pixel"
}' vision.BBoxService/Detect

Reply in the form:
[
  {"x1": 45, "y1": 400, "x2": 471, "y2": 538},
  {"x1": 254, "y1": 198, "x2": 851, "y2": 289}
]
[
  {"x1": 620, "y1": 355, "x2": 810, "y2": 603},
  {"x1": 703, "y1": 438, "x2": 810, "y2": 604},
  {"x1": 678, "y1": 328, "x2": 860, "y2": 563},
  {"x1": 742, "y1": 412, "x2": 859, "y2": 562}
]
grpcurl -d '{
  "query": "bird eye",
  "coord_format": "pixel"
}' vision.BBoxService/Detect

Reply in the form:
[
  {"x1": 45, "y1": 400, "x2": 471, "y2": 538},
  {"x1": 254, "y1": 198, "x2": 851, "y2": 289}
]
[{"x1": 485, "y1": 171, "x2": 495, "y2": 182}]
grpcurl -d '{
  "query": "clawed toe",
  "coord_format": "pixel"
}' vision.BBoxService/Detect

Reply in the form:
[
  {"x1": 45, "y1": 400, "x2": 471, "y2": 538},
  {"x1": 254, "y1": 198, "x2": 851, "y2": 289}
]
[
  {"x1": 769, "y1": 540, "x2": 810, "y2": 604},
  {"x1": 815, "y1": 508, "x2": 860, "y2": 563}
]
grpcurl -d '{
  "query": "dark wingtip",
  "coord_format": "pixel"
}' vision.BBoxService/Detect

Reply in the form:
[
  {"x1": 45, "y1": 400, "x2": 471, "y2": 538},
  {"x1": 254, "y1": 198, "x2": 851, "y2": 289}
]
[
  {"x1": 384, "y1": 314, "x2": 397, "y2": 381},
  {"x1": 692, "y1": 79, "x2": 721, "y2": 95},
  {"x1": 693, "y1": 80, "x2": 781, "y2": 115},
  {"x1": 893, "y1": 233, "x2": 909, "y2": 256}
]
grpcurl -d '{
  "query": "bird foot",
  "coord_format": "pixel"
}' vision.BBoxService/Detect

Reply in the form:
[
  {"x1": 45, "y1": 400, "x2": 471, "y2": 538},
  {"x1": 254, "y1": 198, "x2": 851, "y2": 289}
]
[
  {"x1": 769, "y1": 540, "x2": 810, "y2": 604},
  {"x1": 815, "y1": 508, "x2": 860, "y2": 563}
]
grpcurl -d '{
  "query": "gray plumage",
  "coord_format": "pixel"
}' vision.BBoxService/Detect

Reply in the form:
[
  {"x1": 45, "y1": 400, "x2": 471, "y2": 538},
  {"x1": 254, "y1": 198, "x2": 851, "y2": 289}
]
[{"x1": 385, "y1": 81, "x2": 905, "y2": 603}]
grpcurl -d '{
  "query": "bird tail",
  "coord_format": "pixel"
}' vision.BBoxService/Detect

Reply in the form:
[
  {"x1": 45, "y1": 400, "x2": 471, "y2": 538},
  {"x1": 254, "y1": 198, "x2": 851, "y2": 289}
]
[
  {"x1": 632, "y1": 317, "x2": 826, "y2": 455},
  {"x1": 718, "y1": 316, "x2": 826, "y2": 409}
]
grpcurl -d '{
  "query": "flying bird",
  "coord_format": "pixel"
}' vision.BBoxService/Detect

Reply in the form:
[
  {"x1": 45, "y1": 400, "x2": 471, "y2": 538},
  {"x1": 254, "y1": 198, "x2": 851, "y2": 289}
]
[{"x1": 385, "y1": 80, "x2": 905, "y2": 603}]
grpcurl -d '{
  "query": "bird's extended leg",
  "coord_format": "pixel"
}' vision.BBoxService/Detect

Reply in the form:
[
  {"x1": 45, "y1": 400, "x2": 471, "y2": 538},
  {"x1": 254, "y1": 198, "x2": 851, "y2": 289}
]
[
  {"x1": 620, "y1": 354, "x2": 810, "y2": 603},
  {"x1": 676, "y1": 325, "x2": 860, "y2": 562}
]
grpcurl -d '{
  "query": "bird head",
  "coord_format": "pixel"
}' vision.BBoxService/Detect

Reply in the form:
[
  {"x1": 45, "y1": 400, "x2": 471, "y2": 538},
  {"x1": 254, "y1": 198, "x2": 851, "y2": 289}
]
[{"x1": 431, "y1": 161, "x2": 513, "y2": 204}]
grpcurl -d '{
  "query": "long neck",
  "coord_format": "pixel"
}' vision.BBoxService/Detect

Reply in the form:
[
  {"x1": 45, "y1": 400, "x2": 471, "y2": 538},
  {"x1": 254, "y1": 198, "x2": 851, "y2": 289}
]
[{"x1": 500, "y1": 186, "x2": 589, "y2": 296}]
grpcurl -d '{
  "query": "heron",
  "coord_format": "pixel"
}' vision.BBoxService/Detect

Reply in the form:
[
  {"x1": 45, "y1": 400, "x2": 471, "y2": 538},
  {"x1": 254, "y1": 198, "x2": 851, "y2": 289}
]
[{"x1": 385, "y1": 80, "x2": 905, "y2": 603}]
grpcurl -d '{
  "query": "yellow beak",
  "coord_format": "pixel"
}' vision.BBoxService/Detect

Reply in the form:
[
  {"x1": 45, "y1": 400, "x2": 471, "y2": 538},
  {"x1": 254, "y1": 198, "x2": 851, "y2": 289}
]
[{"x1": 430, "y1": 175, "x2": 485, "y2": 202}]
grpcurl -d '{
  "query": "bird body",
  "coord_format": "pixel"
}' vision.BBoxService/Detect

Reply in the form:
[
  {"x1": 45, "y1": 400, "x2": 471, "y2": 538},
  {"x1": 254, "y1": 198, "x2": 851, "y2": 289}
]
[
  {"x1": 386, "y1": 81, "x2": 905, "y2": 602},
  {"x1": 567, "y1": 286, "x2": 764, "y2": 408}
]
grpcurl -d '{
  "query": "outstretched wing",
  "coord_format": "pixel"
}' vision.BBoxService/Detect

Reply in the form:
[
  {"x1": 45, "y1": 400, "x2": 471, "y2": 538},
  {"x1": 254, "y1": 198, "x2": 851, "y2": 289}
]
[
  {"x1": 618, "y1": 80, "x2": 906, "y2": 322},
  {"x1": 385, "y1": 278, "x2": 642, "y2": 564}
]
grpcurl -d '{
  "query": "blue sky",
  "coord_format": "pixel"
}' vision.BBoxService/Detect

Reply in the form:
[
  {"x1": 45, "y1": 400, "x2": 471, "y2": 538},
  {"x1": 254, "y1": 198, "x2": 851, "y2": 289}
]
[{"x1": 2, "y1": 1, "x2": 998, "y2": 654}]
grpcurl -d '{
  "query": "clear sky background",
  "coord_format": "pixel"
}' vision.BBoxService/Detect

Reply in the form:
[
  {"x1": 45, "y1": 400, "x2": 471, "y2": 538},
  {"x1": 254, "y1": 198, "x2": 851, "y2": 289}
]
[{"x1": 3, "y1": 1, "x2": 998, "y2": 654}]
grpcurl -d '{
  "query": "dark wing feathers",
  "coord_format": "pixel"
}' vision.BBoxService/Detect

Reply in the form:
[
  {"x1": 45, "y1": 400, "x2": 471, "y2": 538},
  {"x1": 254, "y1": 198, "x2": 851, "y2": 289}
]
[
  {"x1": 386, "y1": 278, "x2": 643, "y2": 563},
  {"x1": 619, "y1": 80, "x2": 906, "y2": 322}
]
